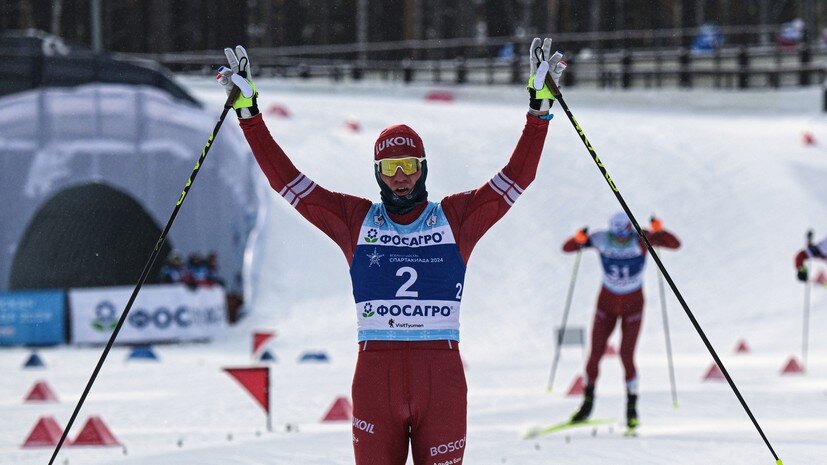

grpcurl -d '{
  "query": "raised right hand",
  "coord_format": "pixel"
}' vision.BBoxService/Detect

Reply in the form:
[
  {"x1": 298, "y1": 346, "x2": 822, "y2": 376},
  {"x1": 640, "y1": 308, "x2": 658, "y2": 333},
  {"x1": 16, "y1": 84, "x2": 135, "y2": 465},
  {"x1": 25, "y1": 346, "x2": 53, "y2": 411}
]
[{"x1": 574, "y1": 227, "x2": 589, "y2": 245}]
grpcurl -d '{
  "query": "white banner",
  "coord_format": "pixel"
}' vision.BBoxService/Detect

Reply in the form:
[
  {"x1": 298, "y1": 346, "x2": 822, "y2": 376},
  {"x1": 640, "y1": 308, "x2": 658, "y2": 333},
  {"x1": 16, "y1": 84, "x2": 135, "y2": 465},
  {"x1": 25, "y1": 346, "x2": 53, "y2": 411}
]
[{"x1": 69, "y1": 284, "x2": 227, "y2": 344}]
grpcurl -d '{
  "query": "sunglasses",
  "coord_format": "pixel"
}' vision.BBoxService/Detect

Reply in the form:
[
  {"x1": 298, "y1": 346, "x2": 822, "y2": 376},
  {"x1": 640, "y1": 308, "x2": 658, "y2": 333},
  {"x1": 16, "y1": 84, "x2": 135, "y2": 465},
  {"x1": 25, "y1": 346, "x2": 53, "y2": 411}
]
[{"x1": 374, "y1": 157, "x2": 424, "y2": 177}]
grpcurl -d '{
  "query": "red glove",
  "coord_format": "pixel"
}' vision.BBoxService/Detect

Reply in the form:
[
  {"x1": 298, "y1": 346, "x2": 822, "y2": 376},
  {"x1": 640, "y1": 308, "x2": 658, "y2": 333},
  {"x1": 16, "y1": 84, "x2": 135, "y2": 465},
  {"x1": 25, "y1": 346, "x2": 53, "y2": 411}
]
[
  {"x1": 574, "y1": 227, "x2": 589, "y2": 245},
  {"x1": 650, "y1": 216, "x2": 663, "y2": 233}
]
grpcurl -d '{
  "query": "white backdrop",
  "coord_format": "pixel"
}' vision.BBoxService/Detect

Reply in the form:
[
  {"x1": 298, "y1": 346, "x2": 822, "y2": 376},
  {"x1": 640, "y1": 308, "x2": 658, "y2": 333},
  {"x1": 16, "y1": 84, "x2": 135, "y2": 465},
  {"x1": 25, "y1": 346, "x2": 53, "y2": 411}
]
[{"x1": 69, "y1": 284, "x2": 227, "y2": 344}]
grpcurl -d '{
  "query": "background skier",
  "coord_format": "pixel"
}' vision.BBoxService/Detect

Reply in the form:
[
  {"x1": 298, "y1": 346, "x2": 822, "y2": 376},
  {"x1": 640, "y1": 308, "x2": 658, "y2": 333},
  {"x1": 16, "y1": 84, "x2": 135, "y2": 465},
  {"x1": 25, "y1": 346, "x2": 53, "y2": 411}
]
[
  {"x1": 795, "y1": 233, "x2": 827, "y2": 281},
  {"x1": 561, "y1": 212, "x2": 680, "y2": 430}
]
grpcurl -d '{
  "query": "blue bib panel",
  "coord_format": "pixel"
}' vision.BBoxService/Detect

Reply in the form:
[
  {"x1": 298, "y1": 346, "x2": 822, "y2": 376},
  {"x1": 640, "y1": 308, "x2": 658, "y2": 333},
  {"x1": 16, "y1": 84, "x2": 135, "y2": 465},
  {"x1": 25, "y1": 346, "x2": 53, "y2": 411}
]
[
  {"x1": 350, "y1": 202, "x2": 466, "y2": 341},
  {"x1": 590, "y1": 231, "x2": 647, "y2": 295}
]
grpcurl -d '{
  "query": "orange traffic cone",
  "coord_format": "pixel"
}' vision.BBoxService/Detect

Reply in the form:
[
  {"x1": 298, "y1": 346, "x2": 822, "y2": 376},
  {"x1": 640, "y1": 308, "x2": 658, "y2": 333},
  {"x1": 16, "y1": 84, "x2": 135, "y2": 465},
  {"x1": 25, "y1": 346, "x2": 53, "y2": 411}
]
[
  {"x1": 780, "y1": 356, "x2": 804, "y2": 375},
  {"x1": 703, "y1": 363, "x2": 725, "y2": 381},
  {"x1": 734, "y1": 340, "x2": 750, "y2": 354},
  {"x1": 322, "y1": 396, "x2": 353, "y2": 422},
  {"x1": 566, "y1": 375, "x2": 585, "y2": 396}
]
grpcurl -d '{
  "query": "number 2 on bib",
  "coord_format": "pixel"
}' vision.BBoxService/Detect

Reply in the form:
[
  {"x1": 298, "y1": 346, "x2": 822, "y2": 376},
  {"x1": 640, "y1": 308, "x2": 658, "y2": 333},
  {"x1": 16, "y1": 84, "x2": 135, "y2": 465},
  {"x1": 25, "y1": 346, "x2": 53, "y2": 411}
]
[{"x1": 395, "y1": 267, "x2": 419, "y2": 297}]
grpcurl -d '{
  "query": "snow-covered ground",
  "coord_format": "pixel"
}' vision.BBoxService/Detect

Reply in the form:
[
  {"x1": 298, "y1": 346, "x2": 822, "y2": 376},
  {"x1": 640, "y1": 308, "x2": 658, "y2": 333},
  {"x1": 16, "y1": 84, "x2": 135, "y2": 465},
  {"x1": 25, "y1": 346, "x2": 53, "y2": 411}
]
[{"x1": 2, "y1": 78, "x2": 827, "y2": 465}]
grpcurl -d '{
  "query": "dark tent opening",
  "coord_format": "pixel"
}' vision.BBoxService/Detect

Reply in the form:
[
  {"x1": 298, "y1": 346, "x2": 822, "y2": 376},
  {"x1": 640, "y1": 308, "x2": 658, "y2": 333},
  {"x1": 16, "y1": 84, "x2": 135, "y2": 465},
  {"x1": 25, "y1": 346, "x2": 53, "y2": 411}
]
[{"x1": 10, "y1": 182, "x2": 171, "y2": 290}]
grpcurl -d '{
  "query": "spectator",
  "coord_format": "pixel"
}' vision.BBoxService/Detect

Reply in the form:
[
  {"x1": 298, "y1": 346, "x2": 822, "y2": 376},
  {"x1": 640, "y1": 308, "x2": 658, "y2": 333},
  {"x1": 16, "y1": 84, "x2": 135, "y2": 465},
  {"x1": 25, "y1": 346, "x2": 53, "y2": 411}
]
[
  {"x1": 692, "y1": 22, "x2": 723, "y2": 53},
  {"x1": 206, "y1": 252, "x2": 225, "y2": 286},
  {"x1": 160, "y1": 252, "x2": 193, "y2": 284},
  {"x1": 778, "y1": 18, "x2": 805, "y2": 48},
  {"x1": 187, "y1": 253, "x2": 209, "y2": 286}
]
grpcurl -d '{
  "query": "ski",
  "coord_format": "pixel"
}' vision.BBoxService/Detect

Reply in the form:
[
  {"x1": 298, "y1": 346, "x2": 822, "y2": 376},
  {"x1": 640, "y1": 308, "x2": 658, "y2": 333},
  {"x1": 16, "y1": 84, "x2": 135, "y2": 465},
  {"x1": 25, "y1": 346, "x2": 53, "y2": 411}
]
[
  {"x1": 525, "y1": 418, "x2": 615, "y2": 439},
  {"x1": 624, "y1": 426, "x2": 639, "y2": 437}
]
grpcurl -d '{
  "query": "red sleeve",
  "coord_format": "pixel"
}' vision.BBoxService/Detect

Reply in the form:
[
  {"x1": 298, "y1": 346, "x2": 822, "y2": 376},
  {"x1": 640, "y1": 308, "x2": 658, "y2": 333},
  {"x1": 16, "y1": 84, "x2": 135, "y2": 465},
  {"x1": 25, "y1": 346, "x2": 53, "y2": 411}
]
[
  {"x1": 562, "y1": 236, "x2": 584, "y2": 252},
  {"x1": 442, "y1": 113, "x2": 550, "y2": 264},
  {"x1": 643, "y1": 229, "x2": 681, "y2": 249},
  {"x1": 795, "y1": 250, "x2": 808, "y2": 269},
  {"x1": 239, "y1": 115, "x2": 371, "y2": 264}
]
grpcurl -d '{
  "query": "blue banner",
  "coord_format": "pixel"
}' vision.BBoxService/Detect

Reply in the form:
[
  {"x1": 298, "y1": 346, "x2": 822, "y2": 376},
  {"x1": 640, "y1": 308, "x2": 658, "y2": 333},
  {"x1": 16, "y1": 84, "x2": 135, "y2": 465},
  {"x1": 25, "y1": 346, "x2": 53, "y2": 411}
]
[{"x1": 0, "y1": 290, "x2": 66, "y2": 345}]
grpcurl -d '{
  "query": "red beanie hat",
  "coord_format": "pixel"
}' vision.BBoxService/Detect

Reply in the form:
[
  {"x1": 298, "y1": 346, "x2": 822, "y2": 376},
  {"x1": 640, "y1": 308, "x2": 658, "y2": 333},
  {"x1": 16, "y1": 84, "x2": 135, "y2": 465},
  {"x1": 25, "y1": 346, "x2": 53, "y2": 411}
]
[{"x1": 374, "y1": 124, "x2": 425, "y2": 160}]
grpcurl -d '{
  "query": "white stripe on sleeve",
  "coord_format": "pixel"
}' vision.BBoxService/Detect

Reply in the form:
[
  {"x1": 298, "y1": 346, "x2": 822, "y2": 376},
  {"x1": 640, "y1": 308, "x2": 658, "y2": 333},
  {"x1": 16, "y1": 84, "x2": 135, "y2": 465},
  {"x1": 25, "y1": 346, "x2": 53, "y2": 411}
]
[{"x1": 279, "y1": 173, "x2": 317, "y2": 207}]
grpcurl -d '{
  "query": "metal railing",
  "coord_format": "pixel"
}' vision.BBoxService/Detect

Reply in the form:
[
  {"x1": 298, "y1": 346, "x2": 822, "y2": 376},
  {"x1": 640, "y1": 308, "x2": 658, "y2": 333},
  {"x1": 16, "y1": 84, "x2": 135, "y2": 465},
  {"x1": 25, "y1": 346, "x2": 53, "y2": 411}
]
[{"x1": 125, "y1": 24, "x2": 826, "y2": 91}]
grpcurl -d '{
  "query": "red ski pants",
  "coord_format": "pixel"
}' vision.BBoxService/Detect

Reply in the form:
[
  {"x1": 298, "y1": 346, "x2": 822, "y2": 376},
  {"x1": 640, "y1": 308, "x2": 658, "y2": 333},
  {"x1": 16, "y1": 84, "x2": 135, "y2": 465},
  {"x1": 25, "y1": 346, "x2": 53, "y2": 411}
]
[
  {"x1": 351, "y1": 340, "x2": 467, "y2": 465},
  {"x1": 584, "y1": 287, "x2": 644, "y2": 386}
]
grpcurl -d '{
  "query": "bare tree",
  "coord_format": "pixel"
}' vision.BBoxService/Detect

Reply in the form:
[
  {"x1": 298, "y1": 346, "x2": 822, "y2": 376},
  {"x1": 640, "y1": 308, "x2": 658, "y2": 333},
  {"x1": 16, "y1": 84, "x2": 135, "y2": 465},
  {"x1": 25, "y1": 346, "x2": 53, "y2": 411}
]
[
  {"x1": 545, "y1": 0, "x2": 559, "y2": 33},
  {"x1": 670, "y1": 0, "x2": 683, "y2": 46},
  {"x1": 590, "y1": 0, "x2": 601, "y2": 48},
  {"x1": 19, "y1": 0, "x2": 35, "y2": 28},
  {"x1": 357, "y1": 0, "x2": 368, "y2": 60},
  {"x1": 147, "y1": 0, "x2": 171, "y2": 53},
  {"x1": 614, "y1": 0, "x2": 624, "y2": 31},
  {"x1": 51, "y1": 0, "x2": 62, "y2": 36},
  {"x1": 404, "y1": 0, "x2": 422, "y2": 40},
  {"x1": 694, "y1": 0, "x2": 705, "y2": 27}
]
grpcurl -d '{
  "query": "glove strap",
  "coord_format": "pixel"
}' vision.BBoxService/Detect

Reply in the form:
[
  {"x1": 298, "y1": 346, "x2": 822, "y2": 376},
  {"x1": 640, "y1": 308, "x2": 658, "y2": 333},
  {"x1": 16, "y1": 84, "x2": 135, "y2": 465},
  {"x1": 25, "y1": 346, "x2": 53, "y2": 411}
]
[
  {"x1": 233, "y1": 80, "x2": 260, "y2": 118},
  {"x1": 235, "y1": 94, "x2": 260, "y2": 118}
]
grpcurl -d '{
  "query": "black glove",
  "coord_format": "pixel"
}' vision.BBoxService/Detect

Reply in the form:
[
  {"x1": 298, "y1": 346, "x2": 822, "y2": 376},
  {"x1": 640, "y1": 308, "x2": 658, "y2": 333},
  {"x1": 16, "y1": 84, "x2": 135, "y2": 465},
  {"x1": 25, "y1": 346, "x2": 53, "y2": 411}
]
[{"x1": 797, "y1": 266, "x2": 808, "y2": 282}]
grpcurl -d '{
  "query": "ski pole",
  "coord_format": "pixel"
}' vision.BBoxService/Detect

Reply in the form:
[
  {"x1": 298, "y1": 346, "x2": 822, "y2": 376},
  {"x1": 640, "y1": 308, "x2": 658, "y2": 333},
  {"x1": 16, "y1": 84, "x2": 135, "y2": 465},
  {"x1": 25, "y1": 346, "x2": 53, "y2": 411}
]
[
  {"x1": 543, "y1": 71, "x2": 783, "y2": 465},
  {"x1": 48, "y1": 86, "x2": 242, "y2": 465},
  {"x1": 655, "y1": 245, "x2": 679, "y2": 409},
  {"x1": 802, "y1": 229, "x2": 813, "y2": 371},
  {"x1": 547, "y1": 247, "x2": 583, "y2": 392}
]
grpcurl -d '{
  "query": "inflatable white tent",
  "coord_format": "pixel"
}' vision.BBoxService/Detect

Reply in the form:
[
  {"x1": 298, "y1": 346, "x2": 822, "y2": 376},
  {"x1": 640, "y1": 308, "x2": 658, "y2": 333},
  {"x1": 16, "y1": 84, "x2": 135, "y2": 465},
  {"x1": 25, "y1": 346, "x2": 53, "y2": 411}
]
[{"x1": 0, "y1": 83, "x2": 264, "y2": 309}]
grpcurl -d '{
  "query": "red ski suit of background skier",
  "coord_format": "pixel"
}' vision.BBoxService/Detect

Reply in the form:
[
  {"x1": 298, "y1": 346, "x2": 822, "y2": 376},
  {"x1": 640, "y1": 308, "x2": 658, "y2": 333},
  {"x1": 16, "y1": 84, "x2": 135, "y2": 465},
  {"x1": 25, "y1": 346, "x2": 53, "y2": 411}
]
[{"x1": 562, "y1": 224, "x2": 680, "y2": 390}]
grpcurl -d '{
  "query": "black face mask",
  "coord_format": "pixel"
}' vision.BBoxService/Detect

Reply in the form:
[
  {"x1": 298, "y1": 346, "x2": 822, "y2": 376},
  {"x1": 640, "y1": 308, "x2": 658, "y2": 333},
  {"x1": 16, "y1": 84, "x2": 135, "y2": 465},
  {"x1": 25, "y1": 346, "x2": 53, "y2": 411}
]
[{"x1": 375, "y1": 160, "x2": 428, "y2": 216}]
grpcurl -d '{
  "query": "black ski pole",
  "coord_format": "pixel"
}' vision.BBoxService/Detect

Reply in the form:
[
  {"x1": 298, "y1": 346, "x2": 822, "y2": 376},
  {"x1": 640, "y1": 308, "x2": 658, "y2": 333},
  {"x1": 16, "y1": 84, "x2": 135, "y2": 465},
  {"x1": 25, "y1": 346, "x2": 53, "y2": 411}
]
[
  {"x1": 802, "y1": 229, "x2": 813, "y2": 371},
  {"x1": 48, "y1": 86, "x2": 242, "y2": 465},
  {"x1": 655, "y1": 245, "x2": 679, "y2": 409},
  {"x1": 543, "y1": 71, "x2": 783, "y2": 465},
  {"x1": 547, "y1": 246, "x2": 583, "y2": 392}
]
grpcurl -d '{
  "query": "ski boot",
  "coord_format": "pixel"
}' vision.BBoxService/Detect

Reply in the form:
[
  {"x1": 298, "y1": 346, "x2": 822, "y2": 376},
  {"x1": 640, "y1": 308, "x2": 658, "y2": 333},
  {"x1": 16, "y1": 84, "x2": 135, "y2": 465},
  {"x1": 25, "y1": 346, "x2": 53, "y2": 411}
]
[
  {"x1": 625, "y1": 393, "x2": 639, "y2": 435},
  {"x1": 570, "y1": 385, "x2": 595, "y2": 423}
]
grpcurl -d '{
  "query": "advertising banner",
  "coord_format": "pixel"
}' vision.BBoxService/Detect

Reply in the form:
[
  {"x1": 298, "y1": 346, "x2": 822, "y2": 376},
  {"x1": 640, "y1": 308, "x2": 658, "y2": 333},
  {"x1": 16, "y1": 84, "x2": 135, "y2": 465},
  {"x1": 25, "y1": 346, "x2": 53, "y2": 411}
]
[
  {"x1": 69, "y1": 284, "x2": 226, "y2": 344},
  {"x1": 0, "y1": 290, "x2": 66, "y2": 345}
]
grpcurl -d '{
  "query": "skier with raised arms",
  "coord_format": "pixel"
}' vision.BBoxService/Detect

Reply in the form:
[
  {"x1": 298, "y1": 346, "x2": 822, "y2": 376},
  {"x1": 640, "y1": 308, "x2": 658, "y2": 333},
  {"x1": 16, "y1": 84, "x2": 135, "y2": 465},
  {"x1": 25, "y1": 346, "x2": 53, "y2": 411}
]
[
  {"x1": 561, "y1": 212, "x2": 680, "y2": 431},
  {"x1": 216, "y1": 38, "x2": 566, "y2": 465}
]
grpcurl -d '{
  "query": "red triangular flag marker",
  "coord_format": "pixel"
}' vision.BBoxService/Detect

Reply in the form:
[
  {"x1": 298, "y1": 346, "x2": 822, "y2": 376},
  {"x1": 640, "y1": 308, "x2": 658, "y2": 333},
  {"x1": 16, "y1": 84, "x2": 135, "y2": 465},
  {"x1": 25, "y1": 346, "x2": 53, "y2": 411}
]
[
  {"x1": 734, "y1": 340, "x2": 750, "y2": 354},
  {"x1": 604, "y1": 344, "x2": 618, "y2": 356},
  {"x1": 224, "y1": 367, "x2": 270, "y2": 413},
  {"x1": 21, "y1": 416, "x2": 68, "y2": 448},
  {"x1": 322, "y1": 396, "x2": 353, "y2": 422},
  {"x1": 781, "y1": 356, "x2": 804, "y2": 374},
  {"x1": 267, "y1": 104, "x2": 291, "y2": 118},
  {"x1": 566, "y1": 375, "x2": 585, "y2": 396},
  {"x1": 252, "y1": 331, "x2": 276, "y2": 356},
  {"x1": 424, "y1": 90, "x2": 455, "y2": 102},
  {"x1": 24, "y1": 380, "x2": 59, "y2": 403},
  {"x1": 344, "y1": 117, "x2": 361, "y2": 133},
  {"x1": 703, "y1": 363, "x2": 725, "y2": 381},
  {"x1": 71, "y1": 416, "x2": 119, "y2": 446}
]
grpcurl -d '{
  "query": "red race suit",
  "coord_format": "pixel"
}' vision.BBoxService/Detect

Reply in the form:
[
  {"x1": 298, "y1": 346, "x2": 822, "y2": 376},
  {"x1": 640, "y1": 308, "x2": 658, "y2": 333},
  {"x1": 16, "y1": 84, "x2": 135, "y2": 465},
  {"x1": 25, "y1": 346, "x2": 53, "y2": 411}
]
[{"x1": 240, "y1": 113, "x2": 550, "y2": 465}]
